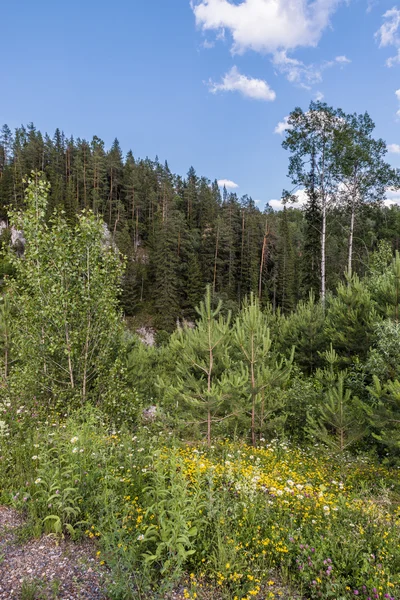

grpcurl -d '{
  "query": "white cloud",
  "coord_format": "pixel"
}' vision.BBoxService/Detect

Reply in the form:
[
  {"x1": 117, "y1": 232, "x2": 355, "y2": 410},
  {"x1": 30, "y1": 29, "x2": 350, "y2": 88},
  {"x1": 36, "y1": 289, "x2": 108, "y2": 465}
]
[
  {"x1": 272, "y1": 52, "x2": 321, "y2": 87},
  {"x1": 192, "y1": 0, "x2": 342, "y2": 55},
  {"x1": 268, "y1": 189, "x2": 309, "y2": 210},
  {"x1": 384, "y1": 189, "x2": 400, "y2": 207},
  {"x1": 387, "y1": 143, "x2": 400, "y2": 153},
  {"x1": 376, "y1": 7, "x2": 400, "y2": 48},
  {"x1": 274, "y1": 116, "x2": 291, "y2": 135},
  {"x1": 271, "y1": 50, "x2": 350, "y2": 88},
  {"x1": 314, "y1": 91, "x2": 324, "y2": 101},
  {"x1": 218, "y1": 178, "x2": 239, "y2": 189},
  {"x1": 387, "y1": 50, "x2": 400, "y2": 67},
  {"x1": 203, "y1": 39, "x2": 215, "y2": 48},
  {"x1": 208, "y1": 66, "x2": 276, "y2": 101},
  {"x1": 376, "y1": 8, "x2": 400, "y2": 66},
  {"x1": 268, "y1": 199, "x2": 285, "y2": 210},
  {"x1": 335, "y1": 55, "x2": 351, "y2": 63}
]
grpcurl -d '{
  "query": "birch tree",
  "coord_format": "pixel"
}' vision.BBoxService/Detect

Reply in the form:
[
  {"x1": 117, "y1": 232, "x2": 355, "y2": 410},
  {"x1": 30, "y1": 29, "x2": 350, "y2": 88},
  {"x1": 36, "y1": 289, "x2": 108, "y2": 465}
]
[
  {"x1": 282, "y1": 101, "x2": 339, "y2": 307},
  {"x1": 331, "y1": 111, "x2": 399, "y2": 276}
]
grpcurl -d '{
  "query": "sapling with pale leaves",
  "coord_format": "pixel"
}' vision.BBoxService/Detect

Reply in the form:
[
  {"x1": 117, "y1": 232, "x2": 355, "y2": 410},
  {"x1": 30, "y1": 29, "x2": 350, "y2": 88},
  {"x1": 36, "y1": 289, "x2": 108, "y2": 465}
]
[{"x1": 5, "y1": 175, "x2": 126, "y2": 410}]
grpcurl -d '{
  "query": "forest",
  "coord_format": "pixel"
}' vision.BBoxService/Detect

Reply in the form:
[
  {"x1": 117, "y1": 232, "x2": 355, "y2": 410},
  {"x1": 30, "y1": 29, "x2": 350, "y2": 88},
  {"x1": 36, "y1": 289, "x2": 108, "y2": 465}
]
[
  {"x1": 1, "y1": 102, "x2": 400, "y2": 331},
  {"x1": 1, "y1": 102, "x2": 400, "y2": 599}
]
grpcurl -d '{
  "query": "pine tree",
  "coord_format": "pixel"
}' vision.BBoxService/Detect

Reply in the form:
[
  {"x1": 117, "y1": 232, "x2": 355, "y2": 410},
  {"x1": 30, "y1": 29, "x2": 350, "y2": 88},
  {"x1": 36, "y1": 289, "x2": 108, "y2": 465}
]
[
  {"x1": 106, "y1": 138, "x2": 124, "y2": 235},
  {"x1": 369, "y1": 251, "x2": 400, "y2": 322},
  {"x1": 185, "y1": 251, "x2": 204, "y2": 318},
  {"x1": 367, "y1": 375, "x2": 400, "y2": 457},
  {"x1": 233, "y1": 294, "x2": 293, "y2": 445},
  {"x1": 308, "y1": 372, "x2": 367, "y2": 452},
  {"x1": 151, "y1": 207, "x2": 182, "y2": 331},
  {"x1": 325, "y1": 274, "x2": 378, "y2": 362},
  {"x1": 280, "y1": 291, "x2": 326, "y2": 374},
  {"x1": 167, "y1": 286, "x2": 240, "y2": 445}
]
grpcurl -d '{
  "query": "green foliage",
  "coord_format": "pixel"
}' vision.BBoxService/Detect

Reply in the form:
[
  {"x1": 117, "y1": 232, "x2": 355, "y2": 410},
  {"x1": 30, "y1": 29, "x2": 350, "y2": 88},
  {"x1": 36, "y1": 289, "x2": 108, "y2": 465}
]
[
  {"x1": 232, "y1": 293, "x2": 293, "y2": 445},
  {"x1": 369, "y1": 250, "x2": 400, "y2": 321},
  {"x1": 140, "y1": 449, "x2": 202, "y2": 584},
  {"x1": 366, "y1": 320, "x2": 400, "y2": 382},
  {"x1": 325, "y1": 274, "x2": 378, "y2": 362},
  {"x1": 308, "y1": 372, "x2": 368, "y2": 452},
  {"x1": 3, "y1": 110, "x2": 400, "y2": 599},
  {"x1": 280, "y1": 291, "x2": 326, "y2": 374},
  {"x1": 163, "y1": 286, "x2": 244, "y2": 444},
  {"x1": 5, "y1": 176, "x2": 130, "y2": 414},
  {"x1": 367, "y1": 375, "x2": 400, "y2": 458}
]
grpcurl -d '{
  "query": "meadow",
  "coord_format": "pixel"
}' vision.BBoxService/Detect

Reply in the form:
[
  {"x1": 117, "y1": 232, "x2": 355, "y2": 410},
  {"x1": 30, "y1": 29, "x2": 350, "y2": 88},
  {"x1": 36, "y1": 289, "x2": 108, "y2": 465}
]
[{"x1": 1, "y1": 407, "x2": 399, "y2": 600}]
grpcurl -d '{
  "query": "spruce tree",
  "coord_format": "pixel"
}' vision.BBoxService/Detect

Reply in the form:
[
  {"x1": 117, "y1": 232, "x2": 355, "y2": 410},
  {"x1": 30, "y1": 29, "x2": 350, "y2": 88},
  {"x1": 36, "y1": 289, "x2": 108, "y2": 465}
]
[{"x1": 276, "y1": 207, "x2": 296, "y2": 312}]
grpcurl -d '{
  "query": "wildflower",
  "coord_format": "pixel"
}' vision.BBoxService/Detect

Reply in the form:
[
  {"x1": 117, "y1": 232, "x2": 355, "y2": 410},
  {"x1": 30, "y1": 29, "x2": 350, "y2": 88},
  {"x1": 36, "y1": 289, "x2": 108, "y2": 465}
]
[
  {"x1": 70, "y1": 436, "x2": 78, "y2": 443},
  {"x1": 31, "y1": 456, "x2": 38, "y2": 460},
  {"x1": 72, "y1": 447, "x2": 78, "y2": 453},
  {"x1": 137, "y1": 534, "x2": 144, "y2": 541},
  {"x1": 34, "y1": 478, "x2": 42, "y2": 484}
]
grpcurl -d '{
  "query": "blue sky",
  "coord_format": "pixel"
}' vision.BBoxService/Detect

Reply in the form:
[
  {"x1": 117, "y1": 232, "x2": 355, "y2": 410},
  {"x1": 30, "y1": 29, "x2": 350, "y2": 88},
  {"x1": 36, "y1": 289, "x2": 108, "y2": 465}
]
[{"x1": 2, "y1": 0, "x2": 400, "y2": 208}]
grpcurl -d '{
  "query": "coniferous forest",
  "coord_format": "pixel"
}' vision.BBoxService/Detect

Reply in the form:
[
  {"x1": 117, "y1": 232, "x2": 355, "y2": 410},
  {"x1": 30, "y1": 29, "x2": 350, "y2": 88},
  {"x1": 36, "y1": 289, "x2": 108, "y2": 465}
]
[
  {"x1": 2, "y1": 103, "x2": 400, "y2": 599},
  {"x1": 1, "y1": 104, "x2": 400, "y2": 331}
]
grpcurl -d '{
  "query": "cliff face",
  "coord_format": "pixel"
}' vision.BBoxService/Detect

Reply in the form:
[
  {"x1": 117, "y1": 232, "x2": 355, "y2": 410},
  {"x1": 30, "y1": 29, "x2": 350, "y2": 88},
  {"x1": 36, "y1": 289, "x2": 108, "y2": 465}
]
[
  {"x1": 0, "y1": 220, "x2": 114, "y2": 256},
  {"x1": 0, "y1": 220, "x2": 25, "y2": 256}
]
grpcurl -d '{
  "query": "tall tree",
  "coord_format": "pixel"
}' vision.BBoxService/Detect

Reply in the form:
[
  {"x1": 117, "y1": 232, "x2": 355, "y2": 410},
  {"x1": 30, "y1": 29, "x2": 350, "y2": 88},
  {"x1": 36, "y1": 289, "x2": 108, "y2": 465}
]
[
  {"x1": 332, "y1": 111, "x2": 399, "y2": 276},
  {"x1": 283, "y1": 102, "x2": 339, "y2": 306}
]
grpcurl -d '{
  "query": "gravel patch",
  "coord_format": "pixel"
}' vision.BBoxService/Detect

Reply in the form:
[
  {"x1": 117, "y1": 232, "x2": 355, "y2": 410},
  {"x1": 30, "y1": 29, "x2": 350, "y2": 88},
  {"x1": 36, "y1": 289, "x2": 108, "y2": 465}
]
[
  {"x1": 0, "y1": 507, "x2": 108, "y2": 599},
  {"x1": 0, "y1": 507, "x2": 300, "y2": 599}
]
